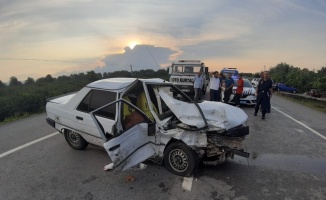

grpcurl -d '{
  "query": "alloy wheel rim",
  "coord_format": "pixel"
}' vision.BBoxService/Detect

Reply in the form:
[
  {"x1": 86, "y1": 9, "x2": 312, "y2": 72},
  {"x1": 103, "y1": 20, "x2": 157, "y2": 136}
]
[
  {"x1": 169, "y1": 149, "x2": 189, "y2": 172},
  {"x1": 68, "y1": 130, "x2": 80, "y2": 146}
]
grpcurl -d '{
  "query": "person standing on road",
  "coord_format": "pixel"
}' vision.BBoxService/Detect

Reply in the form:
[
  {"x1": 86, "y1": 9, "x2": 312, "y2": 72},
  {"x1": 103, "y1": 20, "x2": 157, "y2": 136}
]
[
  {"x1": 193, "y1": 71, "x2": 203, "y2": 102},
  {"x1": 218, "y1": 73, "x2": 225, "y2": 102},
  {"x1": 258, "y1": 72, "x2": 271, "y2": 113},
  {"x1": 209, "y1": 71, "x2": 220, "y2": 101},
  {"x1": 223, "y1": 73, "x2": 234, "y2": 103},
  {"x1": 234, "y1": 73, "x2": 244, "y2": 107},
  {"x1": 254, "y1": 71, "x2": 273, "y2": 119}
]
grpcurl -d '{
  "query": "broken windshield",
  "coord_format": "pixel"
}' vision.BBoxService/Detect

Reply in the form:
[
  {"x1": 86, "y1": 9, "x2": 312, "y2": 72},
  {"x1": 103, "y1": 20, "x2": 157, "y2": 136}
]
[{"x1": 145, "y1": 83, "x2": 208, "y2": 130}]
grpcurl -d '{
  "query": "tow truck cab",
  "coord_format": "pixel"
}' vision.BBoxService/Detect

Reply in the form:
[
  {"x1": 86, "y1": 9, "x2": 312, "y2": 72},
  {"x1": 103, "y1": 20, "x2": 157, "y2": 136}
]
[{"x1": 168, "y1": 60, "x2": 209, "y2": 96}]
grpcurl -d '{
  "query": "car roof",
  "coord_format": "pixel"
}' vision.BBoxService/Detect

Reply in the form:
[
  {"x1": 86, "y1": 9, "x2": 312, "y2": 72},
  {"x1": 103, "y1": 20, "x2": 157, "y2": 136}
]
[{"x1": 86, "y1": 78, "x2": 166, "y2": 90}]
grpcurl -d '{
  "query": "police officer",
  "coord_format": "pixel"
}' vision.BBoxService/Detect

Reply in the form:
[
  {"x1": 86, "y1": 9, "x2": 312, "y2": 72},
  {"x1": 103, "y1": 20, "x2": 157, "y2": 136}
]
[{"x1": 254, "y1": 71, "x2": 272, "y2": 119}]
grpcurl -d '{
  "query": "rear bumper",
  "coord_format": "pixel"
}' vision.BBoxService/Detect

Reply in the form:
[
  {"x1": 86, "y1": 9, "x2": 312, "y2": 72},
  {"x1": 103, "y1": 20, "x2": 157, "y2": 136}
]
[{"x1": 46, "y1": 118, "x2": 55, "y2": 128}]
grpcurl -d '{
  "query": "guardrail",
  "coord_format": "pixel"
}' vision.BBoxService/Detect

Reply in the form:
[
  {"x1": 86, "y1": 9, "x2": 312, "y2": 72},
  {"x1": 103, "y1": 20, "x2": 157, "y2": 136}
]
[{"x1": 276, "y1": 91, "x2": 326, "y2": 102}]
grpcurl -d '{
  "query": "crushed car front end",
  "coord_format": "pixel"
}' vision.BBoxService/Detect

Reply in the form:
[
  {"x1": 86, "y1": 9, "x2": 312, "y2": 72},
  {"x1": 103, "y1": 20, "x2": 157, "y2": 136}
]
[{"x1": 156, "y1": 86, "x2": 250, "y2": 166}]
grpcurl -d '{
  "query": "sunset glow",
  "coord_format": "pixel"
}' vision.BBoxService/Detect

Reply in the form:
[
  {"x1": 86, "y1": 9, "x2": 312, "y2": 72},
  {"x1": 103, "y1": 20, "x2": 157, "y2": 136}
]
[
  {"x1": 0, "y1": 0, "x2": 325, "y2": 82},
  {"x1": 128, "y1": 41, "x2": 139, "y2": 49}
]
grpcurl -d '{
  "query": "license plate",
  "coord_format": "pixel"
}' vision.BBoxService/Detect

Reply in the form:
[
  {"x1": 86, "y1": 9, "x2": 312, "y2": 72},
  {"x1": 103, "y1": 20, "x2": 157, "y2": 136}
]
[
  {"x1": 182, "y1": 89, "x2": 190, "y2": 92},
  {"x1": 240, "y1": 101, "x2": 246, "y2": 104}
]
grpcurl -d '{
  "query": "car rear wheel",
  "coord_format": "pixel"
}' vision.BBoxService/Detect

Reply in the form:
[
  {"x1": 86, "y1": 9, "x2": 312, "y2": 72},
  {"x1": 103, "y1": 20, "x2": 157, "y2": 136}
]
[
  {"x1": 164, "y1": 142, "x2": 199, "y2": 177},
  {"x1": 64, "y1": 129, "x2": 88, "y2": 150}
]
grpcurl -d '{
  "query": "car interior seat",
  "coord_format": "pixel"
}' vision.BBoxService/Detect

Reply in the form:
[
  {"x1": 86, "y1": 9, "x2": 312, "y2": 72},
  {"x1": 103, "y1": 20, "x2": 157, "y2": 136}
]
[
  {"x1": 122, "y1": 95, "x2": 147, "y2": 129},
  {"x1": 136, "y1": 91, "x2": 158, "y2": 121}
]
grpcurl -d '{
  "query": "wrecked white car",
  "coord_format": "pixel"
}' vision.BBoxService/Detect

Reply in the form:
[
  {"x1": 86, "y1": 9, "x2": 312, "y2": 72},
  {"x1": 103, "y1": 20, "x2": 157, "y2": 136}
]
[{"x1": 46, "y1": 78, "x2": 249, "y2": 177}]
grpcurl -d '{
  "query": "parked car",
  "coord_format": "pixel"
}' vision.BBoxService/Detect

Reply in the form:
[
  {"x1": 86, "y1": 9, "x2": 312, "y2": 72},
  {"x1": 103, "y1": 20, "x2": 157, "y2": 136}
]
[
  {"x1": 251, "y1": 78, "x2": 260, "y2": 88},
  {"x1": 229, "y1": 78, "x2": 256, "y2": 106},
  {"x1": 271, "y1": 79, "x2": 278, "y2": 91},
  {"x1": 309, "y1": 89, "x2": 322, "y2": 98},
  {"x1": 46, "y1": 78, "x2": 250, "y2": 177},
  {"x1": 277, "y1": 83, "x2": 299, "y2": 94},
  {"x1": 250, "y1": 78, "x2": 277, "y2": 91}
]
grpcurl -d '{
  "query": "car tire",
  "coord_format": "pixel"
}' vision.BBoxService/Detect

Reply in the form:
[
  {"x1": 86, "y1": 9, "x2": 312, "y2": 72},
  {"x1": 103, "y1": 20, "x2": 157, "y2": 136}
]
[
  {"x1": 64, "y1": 129, "x2": 88, "y2": 150},
  {"x1": 292, "y1": 90, "x2": 297, "y2": 94},
  {"x1": 164, "y1": 141, "x2": 199, "y2": 177}
]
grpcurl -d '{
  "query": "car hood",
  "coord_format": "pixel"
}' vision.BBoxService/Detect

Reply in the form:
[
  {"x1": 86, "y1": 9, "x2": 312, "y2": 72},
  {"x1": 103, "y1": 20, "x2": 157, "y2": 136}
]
[{"x1": 159, "y1": 90, "x2": 248, "y2": 131}]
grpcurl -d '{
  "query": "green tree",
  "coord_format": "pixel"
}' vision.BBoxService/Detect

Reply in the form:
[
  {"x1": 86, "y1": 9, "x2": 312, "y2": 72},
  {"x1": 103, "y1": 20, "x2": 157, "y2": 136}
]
[
  {"x1": 25, "y1": 77, "x2": 35, "y2": 85},
  {"x1": 86, "y1": 71, "x2": 101, "y2": 82},
  {"x1": 57, "y1": 75, "x2": 71, "y2": 82},
  {"x1": 45, "y1": 74, "x2": 55, "y2": 82},
  {"x1": 9, "y1": 76, "x2": 22, "y2": 86},
  {"x1": 0, "y1": 80, "x2": 6, "y2": 87}
]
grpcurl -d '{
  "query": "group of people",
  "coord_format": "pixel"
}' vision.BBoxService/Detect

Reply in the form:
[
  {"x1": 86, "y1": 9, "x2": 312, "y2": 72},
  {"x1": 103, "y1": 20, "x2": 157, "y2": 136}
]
[
  {"x1": 193, "y1": 71, "x2": 243, "y2": 106},
  {"x1": 207, "y1": 71, "x2": 241, "y2": 105},
  {"x1": 193, "y1": 70, "x2": 273, "y2": 120}
]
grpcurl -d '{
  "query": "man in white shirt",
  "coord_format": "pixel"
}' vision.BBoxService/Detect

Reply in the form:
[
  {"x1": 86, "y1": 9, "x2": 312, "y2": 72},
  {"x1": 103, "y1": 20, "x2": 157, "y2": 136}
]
[
  {"x1": 193, "y1": 71, "x2": 203, "y2": 102},
  {"x1": 209, "y1": 71, "x2": 220, "y2": 101}
]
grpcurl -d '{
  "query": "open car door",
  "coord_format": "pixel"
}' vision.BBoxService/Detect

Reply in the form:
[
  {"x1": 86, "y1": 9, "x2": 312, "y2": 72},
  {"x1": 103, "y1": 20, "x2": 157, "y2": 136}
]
[
  {"x1": 104, "y1": 122, "x2": 156, "y2": 170},
  {"x1": 90, "y1": 99, "x2": 158, "y2": 171}
]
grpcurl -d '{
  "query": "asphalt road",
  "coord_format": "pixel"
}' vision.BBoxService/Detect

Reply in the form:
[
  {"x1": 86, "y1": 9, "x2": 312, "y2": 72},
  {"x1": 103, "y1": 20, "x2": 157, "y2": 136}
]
[{"x1": 0, "y1": 94, "x2": 326, "y2": 200}]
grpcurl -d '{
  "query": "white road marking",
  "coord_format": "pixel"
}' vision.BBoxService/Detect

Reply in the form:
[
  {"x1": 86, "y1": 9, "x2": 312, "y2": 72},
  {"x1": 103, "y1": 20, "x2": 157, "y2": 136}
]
[
  {"x1": 293, "y1": 128, "x2": 304, "y2": 133},
  {"x1": 272, "y1": 106, "x2": 326, "y2": 141},
  {"x1": 182, "y1": 176, "x2": 193, "y2": 191},
  {"x1": 0, "y1": 132, "x2": 59, "y2": 159}
]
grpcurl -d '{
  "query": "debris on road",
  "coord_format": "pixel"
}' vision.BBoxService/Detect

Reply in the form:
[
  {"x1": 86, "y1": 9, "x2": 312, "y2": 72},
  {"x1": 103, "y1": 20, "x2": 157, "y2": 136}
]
[
  {"x1": 103, "y1": 163, "x2": 114, "y2": 171},
  {"x1": 125, "y1": 175, "x2": 135, "y2": 182},
  {"x1": 133, "y1": 163, "x2": 147, "y2": 170}
]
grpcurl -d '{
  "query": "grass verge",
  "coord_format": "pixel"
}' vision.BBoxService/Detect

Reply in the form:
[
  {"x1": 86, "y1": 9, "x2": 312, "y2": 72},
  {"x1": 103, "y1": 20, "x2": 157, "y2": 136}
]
[
  {"x1": 277, "y1": 93, "x2": 326, "y2": 113},
  {"x1": 0, "y1": 109, "x2": 45, "y2": 126}
]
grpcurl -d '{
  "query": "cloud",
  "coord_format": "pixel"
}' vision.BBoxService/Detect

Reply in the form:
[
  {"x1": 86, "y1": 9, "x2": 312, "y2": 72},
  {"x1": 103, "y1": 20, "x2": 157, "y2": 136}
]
[
  {"x1": 0, "y1": 0, "x2": 326, "y2": 81},
  {"x1": 95, "y1": 44, "x2": 177, "y2": 73}
]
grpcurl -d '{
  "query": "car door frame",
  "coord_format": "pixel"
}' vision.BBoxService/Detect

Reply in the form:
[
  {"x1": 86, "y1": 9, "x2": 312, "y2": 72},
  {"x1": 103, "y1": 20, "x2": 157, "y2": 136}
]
[
  {"x1": 90, "y1": 98, "x2": 158, "y2": 170},
  {"x1": 73, "y1": 89, "x2": 118, "y2": 140}
]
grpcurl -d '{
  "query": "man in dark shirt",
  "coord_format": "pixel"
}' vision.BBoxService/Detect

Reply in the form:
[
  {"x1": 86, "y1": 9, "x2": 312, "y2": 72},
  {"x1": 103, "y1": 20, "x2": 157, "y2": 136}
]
[
  {"x1": 254, "y1": 71, "x2": 272, "y2": 119},
  {"x1": 223, "y1": 73, "x2": 234, "y2": 103}
]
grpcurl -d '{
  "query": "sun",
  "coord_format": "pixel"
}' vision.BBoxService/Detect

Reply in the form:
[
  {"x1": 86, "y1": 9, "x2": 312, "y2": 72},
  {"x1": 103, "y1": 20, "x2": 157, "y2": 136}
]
[{"x1": 128, "y1": 41, "x2": 139, "y2": 49}]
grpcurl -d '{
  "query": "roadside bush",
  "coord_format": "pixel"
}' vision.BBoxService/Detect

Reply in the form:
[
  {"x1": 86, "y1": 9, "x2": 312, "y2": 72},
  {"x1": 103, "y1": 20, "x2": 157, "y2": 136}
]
[{"x1": 0, "y1": 69, "x2": 169, "y2": 122}]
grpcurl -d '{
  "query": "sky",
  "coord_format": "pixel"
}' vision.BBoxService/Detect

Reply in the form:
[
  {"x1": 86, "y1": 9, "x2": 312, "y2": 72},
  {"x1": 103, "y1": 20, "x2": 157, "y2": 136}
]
[{"x1": 0, "y1": 0, "x2": 326, "y2": 82}]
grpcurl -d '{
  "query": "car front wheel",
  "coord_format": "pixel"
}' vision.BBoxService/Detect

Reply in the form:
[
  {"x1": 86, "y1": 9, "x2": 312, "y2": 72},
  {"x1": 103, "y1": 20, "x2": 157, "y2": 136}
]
[
  {"x1": 164, "y1": 142, "x2": 199, "y2": 177},
  {"x1": 64, "y1": 129, "x2": 88, "y2": 150}
]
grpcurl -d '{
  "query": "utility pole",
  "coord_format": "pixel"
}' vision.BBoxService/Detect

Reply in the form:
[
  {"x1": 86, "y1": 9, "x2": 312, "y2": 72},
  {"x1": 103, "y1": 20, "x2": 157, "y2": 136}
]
[{"x1": 130, "y1": 64, "x2": 133, "y2": 77}]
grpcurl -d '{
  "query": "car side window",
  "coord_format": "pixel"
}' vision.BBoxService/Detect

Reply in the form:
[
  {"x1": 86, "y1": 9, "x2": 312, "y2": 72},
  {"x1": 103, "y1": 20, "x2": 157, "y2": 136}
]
[
  {"x1": 76, "y1": 91, "x2": 92, "y2": 112},
  {"x1": 89, "y1": 90, "x2": 117, "y2": 120},
  {"x1": 76, "y1": 90, "x2": 117, "y2": 120}
]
